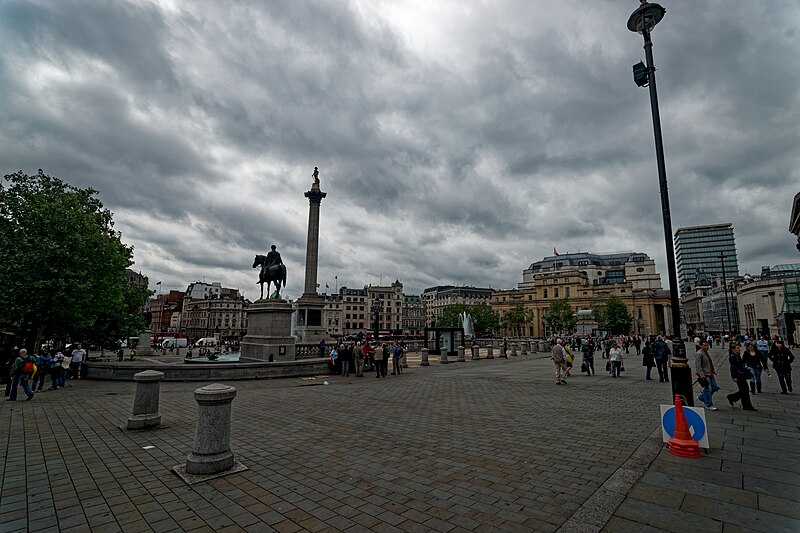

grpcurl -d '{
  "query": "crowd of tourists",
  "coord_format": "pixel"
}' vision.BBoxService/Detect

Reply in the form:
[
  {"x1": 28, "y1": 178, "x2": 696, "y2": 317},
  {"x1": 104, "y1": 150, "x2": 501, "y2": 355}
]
[
  {"x1": 549, "y1": 332, "x2": 794, "y2": 412},
  {"x1": 5, "y1": 343, "x2": 88, "y2": 401},
  {"x1": 326, "y1": 340, "x2": 406, "y2": 378}
]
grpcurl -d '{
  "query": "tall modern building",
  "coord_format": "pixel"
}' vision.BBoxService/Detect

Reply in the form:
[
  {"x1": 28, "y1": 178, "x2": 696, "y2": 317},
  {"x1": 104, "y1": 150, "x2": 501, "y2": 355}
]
[{"x1": 675, "y1": 223, "x2": 739, "y2": 294}]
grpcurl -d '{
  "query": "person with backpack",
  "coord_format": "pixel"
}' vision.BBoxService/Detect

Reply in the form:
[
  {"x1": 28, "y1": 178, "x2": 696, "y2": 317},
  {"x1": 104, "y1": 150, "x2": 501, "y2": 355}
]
[
  {"x1": 653, "y1": 336, "x2": 671, "y2": 383},
  {"x1": 32, "y1": 351, "x2": 52, "y2": 391},
  {"x1": 7, "y1": 348, "x2": 36, "y2": 401}
]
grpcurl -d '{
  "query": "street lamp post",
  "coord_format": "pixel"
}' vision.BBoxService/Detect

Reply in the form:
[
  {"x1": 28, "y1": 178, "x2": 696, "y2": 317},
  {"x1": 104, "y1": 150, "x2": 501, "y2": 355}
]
[
  {"x1": 720, "y1": 253, "x2": 732, "y2": 335},
  {"x1": 627, "y1": 1, "x2": 693, "y2": 406},
  {"x1": 372, "y1": 297, "x2": 381, "y2": 345}
]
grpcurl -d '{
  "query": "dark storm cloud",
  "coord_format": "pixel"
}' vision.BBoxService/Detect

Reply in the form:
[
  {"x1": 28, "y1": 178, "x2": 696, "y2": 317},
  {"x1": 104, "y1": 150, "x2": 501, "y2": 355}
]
[{"x1": 1, "y1": 0, "x2": 797, "y2": 298}]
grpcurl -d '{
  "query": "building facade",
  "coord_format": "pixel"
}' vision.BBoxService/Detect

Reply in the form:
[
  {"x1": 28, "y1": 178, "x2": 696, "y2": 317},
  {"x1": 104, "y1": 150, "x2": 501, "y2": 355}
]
[
  {"x1": 367, "y1": 281, "x2": 404, "y2": 333},
  {"x1": 675, "y1": 223, "x2": 739, "y2": 294},
  {"x1": 422, "y1": 286, "x2": 494, "y2": 327},
  {"x1": 492, "y1": 251, "x2": 672, "y2": 338},
  {"x1": 737, "y1": 264, "x2": 800, "y2": 343},
  {"x1": 402, "y1": 295, "x2": 424, "y2": 336},
  {"x1": 322, "y1": 294, "x2": 343, "y2": 338},
  {"x1": 340, "y1": 286, "x2": 368, "y2": 334},
  {"x1": 145, "y1": 290, "x2": 184, "y2": 334},
  {"x1": 180, "y1": 288, "x2": 249, "y2": 341}
]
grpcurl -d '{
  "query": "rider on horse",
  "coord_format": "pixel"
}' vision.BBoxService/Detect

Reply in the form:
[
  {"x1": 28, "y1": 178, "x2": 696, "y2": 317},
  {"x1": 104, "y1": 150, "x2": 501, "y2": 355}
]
[{"x1": 265, "y1": 245, "x2": 282, "y2": 270}]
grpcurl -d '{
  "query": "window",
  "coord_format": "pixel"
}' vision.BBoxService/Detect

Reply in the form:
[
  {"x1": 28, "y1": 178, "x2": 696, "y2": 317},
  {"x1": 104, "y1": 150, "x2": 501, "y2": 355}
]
[
  {"x1": 565, "y1": 287, "x2": 570, "y2": 297},
  {"x1": 554, "y1": 288, "x2": 559, "y2": 298},
  {"x1": 543, "y1": 289, "x2": 548, "y2": 299}
]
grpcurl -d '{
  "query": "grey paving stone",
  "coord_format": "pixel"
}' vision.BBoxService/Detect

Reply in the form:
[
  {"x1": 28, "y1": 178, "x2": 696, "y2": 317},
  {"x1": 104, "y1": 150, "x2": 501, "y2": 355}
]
[{"x1": 615, "y1": 498, "x2": 723, "y2": 532}]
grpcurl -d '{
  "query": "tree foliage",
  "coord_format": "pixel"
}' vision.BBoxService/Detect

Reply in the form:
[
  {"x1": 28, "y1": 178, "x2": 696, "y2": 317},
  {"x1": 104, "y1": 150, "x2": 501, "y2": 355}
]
[
  {"x1": 0, "y1": 170, "x2": 151, "y2": 347},
  {"x1": 597, "y1": 295, "x2": 633, "y2": 335},
  {"x1": 436, "y1": 303, "x2": 500, "y2": 336},
  {"x1": 545, "y1": 298, "x2": 577, "y2": 335},
  {"x1": 501, "y1": 304, "x2": 533, "y2": 336}
]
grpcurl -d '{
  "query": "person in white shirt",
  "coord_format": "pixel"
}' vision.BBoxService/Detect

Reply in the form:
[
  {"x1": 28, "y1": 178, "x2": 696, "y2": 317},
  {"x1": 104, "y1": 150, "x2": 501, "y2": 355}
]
[
  {"x1": 608, "y1": 342, "x2": 624, "y2": 378},
  {"x1": 70, "y1": 344, "x2": 86, "y2": 379}
]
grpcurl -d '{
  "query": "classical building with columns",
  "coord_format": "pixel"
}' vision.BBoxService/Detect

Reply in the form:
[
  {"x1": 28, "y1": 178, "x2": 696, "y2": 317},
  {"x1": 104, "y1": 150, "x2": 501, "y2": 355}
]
[{"x1": 491, "y1": 251, "x2": 672, "y2": 338}]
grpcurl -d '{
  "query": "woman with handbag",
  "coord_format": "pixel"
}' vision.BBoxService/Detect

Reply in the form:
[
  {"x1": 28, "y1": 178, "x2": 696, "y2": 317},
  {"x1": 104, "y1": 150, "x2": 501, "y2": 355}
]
[
  {"x1": 641, "y1": 341, "x2": 656, "y2": 380},
  {"x1": 726, "y1": 342, "x2": 756, "y2": 411}
]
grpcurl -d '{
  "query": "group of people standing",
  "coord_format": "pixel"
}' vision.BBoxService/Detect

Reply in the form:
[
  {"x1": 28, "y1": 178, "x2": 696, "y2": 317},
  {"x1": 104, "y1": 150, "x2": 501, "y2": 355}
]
[
  {"x1": 5, "y1": 344, "x2": 87, "y2": 401},
  {"x1": 329, "y1": 341, "x2": 406, "y2": 379},
  {"x1": 694, "y1": 335, "x2": 795, "y2": 411}
]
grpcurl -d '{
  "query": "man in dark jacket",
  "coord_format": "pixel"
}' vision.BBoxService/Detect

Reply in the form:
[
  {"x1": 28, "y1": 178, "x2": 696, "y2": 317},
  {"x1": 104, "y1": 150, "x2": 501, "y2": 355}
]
[
  {"x1": 770, "y1": 338, "x2": 795, "y2": 394},
  {"x1": 653, "y1": 336, "x2": 671, "y2": 383},
  {"x1": 726, "y1": 343, "x2": 756, "y2": 411}
]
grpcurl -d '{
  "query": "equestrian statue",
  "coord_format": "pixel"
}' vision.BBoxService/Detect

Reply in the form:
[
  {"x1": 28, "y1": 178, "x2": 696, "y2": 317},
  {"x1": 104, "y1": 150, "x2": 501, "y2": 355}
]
[{"x1": 253, "y1": 245, "x2": 287, "y2": 299}]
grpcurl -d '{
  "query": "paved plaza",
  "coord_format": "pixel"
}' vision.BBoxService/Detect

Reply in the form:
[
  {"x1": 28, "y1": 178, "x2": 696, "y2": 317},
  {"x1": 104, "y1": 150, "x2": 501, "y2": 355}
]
[{"x1": 1, "y1": 346, "x2": 798, "y2": 532}]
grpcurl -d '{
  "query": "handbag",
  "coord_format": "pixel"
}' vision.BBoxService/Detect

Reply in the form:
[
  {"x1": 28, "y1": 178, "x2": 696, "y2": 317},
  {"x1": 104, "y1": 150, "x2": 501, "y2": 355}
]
[
  {"x1": 697, "y1": 376, "x2": 709, "y2": 388},
  {"x1": 621, "y1": 366, "x2": 625, "y2": 372},
  {"x1": 580, "y1": 362, "x2": 588, "y2": 373},
  {"x1": 605, "y1": 361, "x2": 611, "y2": 372}
]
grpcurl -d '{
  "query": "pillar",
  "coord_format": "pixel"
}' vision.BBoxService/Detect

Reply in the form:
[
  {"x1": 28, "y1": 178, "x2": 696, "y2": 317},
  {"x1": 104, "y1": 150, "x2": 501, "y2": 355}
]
[
  {"x1": 439, "y1": 347, "x2": 449, "y2": 364},
  {"x1": 472, "y1": 345, "x2": 480, "y2": 360},
  {"x1": 126, "y1": 370, "x2": 164, "y2": 430},
  {"x1": 185, "y1": 384, "x2": 238, "y2": 475},
  {"x1": 511, "y1": 343, "x2": 517, "y2": 357},
  {"x1": 420, "y1": 347, "x2": 430, "y2": 366},
  {"x1": 457, "y1": 346, "x2": 465, "y2": 362},
  {"x1": 486, "y1": 344, "x2": 494, "y2": 359}
]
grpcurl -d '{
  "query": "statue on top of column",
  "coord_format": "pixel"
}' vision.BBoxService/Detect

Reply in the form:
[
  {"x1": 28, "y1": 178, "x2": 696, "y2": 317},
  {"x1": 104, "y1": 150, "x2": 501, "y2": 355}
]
[{"x1": 312, "y1": 166, "x2": 320, "y2": 185}]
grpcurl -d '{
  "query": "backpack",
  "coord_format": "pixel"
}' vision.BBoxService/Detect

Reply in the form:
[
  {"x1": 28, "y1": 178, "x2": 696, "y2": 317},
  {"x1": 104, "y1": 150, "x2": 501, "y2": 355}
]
[{"x1": 23, "y1": 360, "x2": 35, "y2": 374}]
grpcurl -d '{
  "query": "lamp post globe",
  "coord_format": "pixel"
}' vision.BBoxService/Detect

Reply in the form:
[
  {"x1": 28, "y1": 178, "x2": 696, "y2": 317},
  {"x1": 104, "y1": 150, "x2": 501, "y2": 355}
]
[{"x1": 626, "y1": 1, "x2": 693, "y2": 406}]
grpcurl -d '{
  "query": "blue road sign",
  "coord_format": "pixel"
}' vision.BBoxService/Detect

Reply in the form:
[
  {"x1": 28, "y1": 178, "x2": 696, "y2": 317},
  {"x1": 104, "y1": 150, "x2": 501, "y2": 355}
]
[{"x1": 662, "y1": 406, "x2": 706, "y2": 443}]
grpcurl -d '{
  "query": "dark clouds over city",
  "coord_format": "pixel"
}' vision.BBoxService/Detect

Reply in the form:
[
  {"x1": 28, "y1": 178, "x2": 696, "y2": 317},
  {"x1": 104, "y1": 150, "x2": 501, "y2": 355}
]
[{"x1": 2, "y1": 0, "x2": 798, "y2": 299}]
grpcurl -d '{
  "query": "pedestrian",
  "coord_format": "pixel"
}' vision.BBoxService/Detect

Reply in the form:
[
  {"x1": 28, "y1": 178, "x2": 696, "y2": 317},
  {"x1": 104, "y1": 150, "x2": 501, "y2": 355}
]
[
  {"x1": 355, "y1": 342, "x2": 367, "y2": 377},
  {"x1": 641, "y1": 341, "x2": 656, "y2": 380},
  {"x1": 50, "y1": 351, "x2": 65, "y2": 390},
  {"x1": 319, "y1": 338, "x2": 327, "y2": 357},
  {"x1": 769, "y1": 338, "x2": 795, "y2": 394},
  {"x1": 6, "y1": 349, "x2": 36, "y2": 401},
  {"x1": 653, "y1": 336, "x2": 671, "y2": 383},
  {"x1": 564, "y1": 344, "x2": 574, "y2": 376},
  {"x1": 33, "y1": 350, "x2": 52, "y2": 391},
  {"x1": 609, "y1": 342, "x2": 624, "y2": 378},
  {"x1": 742, "y1": 342, "x2": 768, "y2": 394},
  {"x1": 634, "y1": 335, "x2": 642, "y2": 355},
  {"x1": 726, "y1": 342, "x2": 757, "y2": 411},
  {"x1": 581, "y1": 339, "x2": 595, "y2": 376},
  {"x1": 129, "y1": 347, "x2": 136, "y2": 361},
  {"x1": 391, "y1": 342, "x2": 403, "y2": 375},
  {"x1": 374, "y1": 343, "x2": 385, "y2": 378},
  {"x1": 551, "y1": 339, "x2": 568, "y2": 385},
  {"x1": 70, "y1": 344, "x2": 87, "y2": 380},
  {"x1": 695, "y1": 340, "x2": 719, "y2": 410}
]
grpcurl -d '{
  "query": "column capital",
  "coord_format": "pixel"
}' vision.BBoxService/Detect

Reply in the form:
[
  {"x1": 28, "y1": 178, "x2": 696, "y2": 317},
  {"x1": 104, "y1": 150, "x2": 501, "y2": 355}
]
[{"x1": 305, "y1": 190, "x2": 327, "y2": 204}]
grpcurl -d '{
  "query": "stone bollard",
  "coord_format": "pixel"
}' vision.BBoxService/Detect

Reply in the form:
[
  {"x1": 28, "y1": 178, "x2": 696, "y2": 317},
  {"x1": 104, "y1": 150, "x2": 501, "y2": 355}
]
[
  {"x1": 521, "y1": 342, "x2": 528, "y2": 355},
  {"x1": 420, "y1": 347, "x2": 430, "y2": 366},
  {"x1": 439, "y1": 347, "x2": 449, "y2": 364},
  {"x1": 457, "y1": 346, "x2": 465, "y2": 362},
  {"x1": 127, "y1": 370, "x2": 164, "y2": 430},
  {"x1": 500, "y1": 344, "x2": 508, "y2": 359},
  {"x1": 511, "y1": 343, "x2": 518, "y2": 357},
  {"x1": 185, "y1": 384, "x2": 238, "y2": 476},
  {"x1": 472, "y1": 346, "x2": 480, "y2": 360},
  {"x1": 486, "y1": 344, "x2": 494, "y2": 359}
]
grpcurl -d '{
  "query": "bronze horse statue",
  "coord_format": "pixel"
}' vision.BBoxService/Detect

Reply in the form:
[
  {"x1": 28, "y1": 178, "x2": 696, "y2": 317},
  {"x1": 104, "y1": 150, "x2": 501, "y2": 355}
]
[{"x1": 253, "y1": 254, "x2": 287, "y2": 299}]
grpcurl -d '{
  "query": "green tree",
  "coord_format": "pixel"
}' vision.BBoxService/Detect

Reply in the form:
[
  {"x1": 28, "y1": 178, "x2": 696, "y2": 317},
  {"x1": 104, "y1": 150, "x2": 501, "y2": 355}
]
[
  {"x1": 545, "y1": 298, "x2": 577, "y2": 335},
  {"x1": 437, "y1": 302, "x2": 500, "y2": 336},
  {"x1": 599, "y1": 295, "x2": 633, "y2": 335},
  {"x1": 501, "y1": 304, "x2": 532, "y2": 336},
  {"x1": 0, "y1": 170, "x2": 151, "y2": 348}
]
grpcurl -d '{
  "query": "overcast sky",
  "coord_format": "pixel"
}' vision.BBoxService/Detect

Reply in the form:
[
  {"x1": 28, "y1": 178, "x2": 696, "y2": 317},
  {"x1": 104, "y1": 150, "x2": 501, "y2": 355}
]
[{"x1": 2, "y1": 0, "x2": 798, "y2": 300}]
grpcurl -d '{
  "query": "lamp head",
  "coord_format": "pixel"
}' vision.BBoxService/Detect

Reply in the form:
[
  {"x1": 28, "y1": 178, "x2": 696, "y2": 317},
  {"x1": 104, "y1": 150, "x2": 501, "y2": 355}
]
[{"x1": 627, "y1": 1, "x2": 666, "y2": 33}]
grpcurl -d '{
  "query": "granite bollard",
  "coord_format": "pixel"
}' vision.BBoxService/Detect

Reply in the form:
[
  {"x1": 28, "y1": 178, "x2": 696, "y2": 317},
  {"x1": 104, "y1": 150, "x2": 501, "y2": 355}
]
[
  {"x1": 472, "y1": 345, "x2": 480, "y2": 360},
  {"x1": 439, "y1": 347, "x2": 449, "y2": 364},
  {"x1": 521, "y1": 342, "x2": 528, "y2": 355},
  {"x1": 486, "y1": 344, "x2": 494, "y2": 359},
  {"x1": 185, "y1": 384, "x2": 238, "y2": 475},
  {"x1": 126, "y1": 370, "x2": 164, "y2": 430},
  {"x1": 457, "y1": 346, "x2": 465, "y2": 362},
  {"x1": 500, "y1": 344, "x2": 508, "y2": 359},
  {"x1": 420, "y1": 347, "x2": 430, "y2": 366},
  {"x1": 511, "y1": 343, "x2": 518, "y2": 356}
]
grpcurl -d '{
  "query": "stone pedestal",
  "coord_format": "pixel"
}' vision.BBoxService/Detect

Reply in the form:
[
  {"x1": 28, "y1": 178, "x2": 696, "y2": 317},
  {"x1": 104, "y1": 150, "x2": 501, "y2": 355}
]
[
  {"x1": 241, "y1": 299, "x2": 296, "y2": 362},
  {"x1": 127, "y1": 370, "x2": 164, "y2": 430},
  {"x1": 293, "y1": 294, "x2": 327, "y2": 346},
  {"x1": 456, "y1": 346, "x2": 465, "y2": 362},
  {"x1": 420, "y1": 348, "x2": 430, "y2": 366},
  {"x1": 500, "y1": 345, "x2": 508, "y2": 359},
  {"x1": 185, "y1": 384, "x2": 237, "y2": 475},
  {"x1": 521, "y1": 342, "x2": 528, "y2": 355},
  {"x1": 472, "y1": 346, "x2": 480, "y2": 360},
  {"x1": 511, "y1": 344, "x2": 518, "y2": 357},
  {"x1": 439, "y1": 349, "x2": 449, "y2": 364},
  {"x1": 137, "y1": 331, "x2": 153, "y2": 357},
  {"x1": 486, "y1": 345, "x2": 494, "y2": 359}
]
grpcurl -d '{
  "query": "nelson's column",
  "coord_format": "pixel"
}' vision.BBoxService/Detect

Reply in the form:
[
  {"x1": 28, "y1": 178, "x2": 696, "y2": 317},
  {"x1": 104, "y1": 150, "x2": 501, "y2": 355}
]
[{"x1": 294, "y1": 167, "x2": 327, "y2": 344}]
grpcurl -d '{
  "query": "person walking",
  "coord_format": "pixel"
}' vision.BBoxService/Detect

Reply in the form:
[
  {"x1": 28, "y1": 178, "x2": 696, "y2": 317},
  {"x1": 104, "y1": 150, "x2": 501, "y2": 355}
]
[
  {"x1": 7, "y1": 349, "x2": 36, "y2": 401},
  {"x1": 581, "y1": 339, "x2": 595, "y2": 376},
  {"x1": 391, "y1": 343, "x2": 403, "y2": 375},
  {"x1": 50, "y1": 351, "x2": 65, "y2": 390},
  {"x1": 609, "y1": 342, "x2": 624, "y2": 378},
  {"x1": 770, "y1": 338, "x2": 795, "y2": 394},
  {"x1": 653, "y1": 336, "x2": 671, "y2": 383},
  {"x1": 70, "y1": 344, "x2": 86, "y2": 379},
  {"x1": 374, "y1": 343, "x2": 385, "y2": 378},
  {"x1": 742, "y1": 342, "x2": 768, "y2": 394},
  {"x1": 641, "y1": 341, "x2": 656, "y2": 380},
  {"x1": 339, "y1": 344, "x2": 351, "y2": 377},
  {"x1": 33, "y1": 351, "x2": 52, "y2": 391},
  {"x1": 695, "y1": 340, "x2": 719, "y2": 410},
  {"x1": 551, "y1": 339, "x2": 568, "y2": 385},
  {"x1": 355, "y1": 342, "x2": 366, "y2": 378},
  {"x1": 726, "y1": 342, "x2": 756, "y2": 411}
]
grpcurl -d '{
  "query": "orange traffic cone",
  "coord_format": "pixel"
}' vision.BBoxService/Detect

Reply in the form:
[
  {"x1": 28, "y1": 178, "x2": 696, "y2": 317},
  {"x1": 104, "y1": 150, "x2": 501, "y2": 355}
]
[{"x1": 667, "y1": 394, "x2": 701, "y2": 458}]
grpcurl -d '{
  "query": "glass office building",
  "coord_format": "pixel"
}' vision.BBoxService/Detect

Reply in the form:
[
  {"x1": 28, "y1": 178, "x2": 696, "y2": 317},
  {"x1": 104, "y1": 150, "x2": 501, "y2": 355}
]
[{"x1": 675, "y1": 223, "x2": 739, "y2": 294}]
